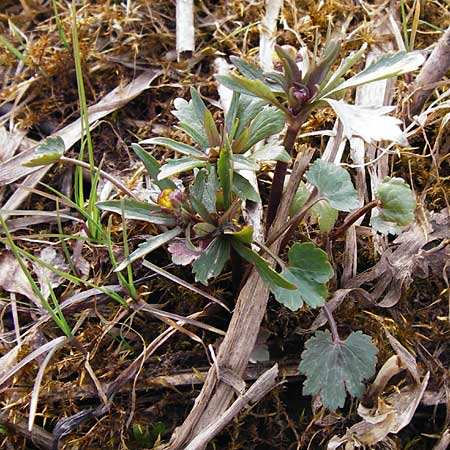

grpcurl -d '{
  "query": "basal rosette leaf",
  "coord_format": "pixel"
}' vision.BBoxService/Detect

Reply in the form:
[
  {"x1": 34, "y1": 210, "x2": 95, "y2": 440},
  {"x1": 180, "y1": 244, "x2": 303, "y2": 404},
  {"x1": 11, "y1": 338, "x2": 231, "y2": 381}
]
[
  {"x1": 371, "y1": 177, "x2": 416, "y2": 234},
  {"x1": 192, "y1": 238, "x2": 230, "y2": 285},
  {"x1": 158, "y1": 157, "x2": 207, "y2": 180},
  {"x1": 97, "y1": 199, "x2": 177, "y2": 226},
  {"x1": 115, "y1": 227, "x2": 182, "y2": 272},
  {"x1": 306, "y1": 160, "x2": 359, "y2": 211},
  {"x1": 298, "y1": 330, "x2": 378, "y2": 410},
  {"x1": 271, "y1": 243, "x2": 333, "y2": 311},
  {"x1": 140, "y1": 137, "x2": 205, "y2": 158},
  {"x1": 245, "y1": 106, "x2": 285, "y2": 150},
  {"x1": 250, "y1": 143, "x2": 290, "y2": 163}
]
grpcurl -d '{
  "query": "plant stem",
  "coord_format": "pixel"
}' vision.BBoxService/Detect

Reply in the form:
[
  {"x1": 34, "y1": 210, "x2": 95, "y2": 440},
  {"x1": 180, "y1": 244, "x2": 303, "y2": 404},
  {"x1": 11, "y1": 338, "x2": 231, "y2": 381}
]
[
  {"x1": 330, "y1": 199, "x2": 380, "y2": 240},
  {"x1": 266, "y1": 113, "x2": 306, "y2": 229},
  {"x1": 59, "y1": 156, "x2": 136, "y2": 199},
  {"x1": 323, "y1": 303, "x2": 340, "y2": 343}
]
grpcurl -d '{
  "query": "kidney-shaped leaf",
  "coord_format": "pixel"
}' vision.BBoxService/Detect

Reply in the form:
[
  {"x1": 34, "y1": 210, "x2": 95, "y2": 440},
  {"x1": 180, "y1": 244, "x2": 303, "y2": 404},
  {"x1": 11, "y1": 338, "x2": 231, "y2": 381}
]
[
  {"x1": 371, "y1": 177, "x2": 416, "y2": 234},
  {"x1": 298, "y1": 330, "x2": 378, "y2": 410},
  {"x1": 306, "y1": 159, "x2": 359, "y2": 211},
  {"x1": 271, "y1": 242, "x2": 333, "y2": 311}
]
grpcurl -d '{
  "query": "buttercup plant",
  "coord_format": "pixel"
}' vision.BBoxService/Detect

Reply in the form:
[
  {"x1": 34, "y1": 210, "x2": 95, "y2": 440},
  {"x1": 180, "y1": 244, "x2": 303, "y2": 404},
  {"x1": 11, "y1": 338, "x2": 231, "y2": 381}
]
[{"x1": 27, "y1": 38, "x2": 422, "y2": 410}]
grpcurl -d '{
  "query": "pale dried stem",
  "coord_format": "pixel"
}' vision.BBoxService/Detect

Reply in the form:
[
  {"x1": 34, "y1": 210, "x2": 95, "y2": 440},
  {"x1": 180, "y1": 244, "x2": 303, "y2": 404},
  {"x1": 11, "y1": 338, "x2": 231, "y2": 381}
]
[{"x1": 164, "y1": 149, "x2": 315, "y2": 450}]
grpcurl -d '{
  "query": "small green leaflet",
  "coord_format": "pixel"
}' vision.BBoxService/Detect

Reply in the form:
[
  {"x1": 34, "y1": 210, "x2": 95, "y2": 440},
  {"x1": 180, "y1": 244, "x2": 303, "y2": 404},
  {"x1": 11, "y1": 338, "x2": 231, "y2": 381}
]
[
  {"x1": 306, "y1": 160, "x2": 359, "y2": 211},
  {"x1": 158, "y1": 157, "x2": 207, "y2": 180},
  {"x1": 250, "y1": 144, "x2": 290, "y2": 163},
  {"x1": 311, "y1": 201, "x2": 338, "y2": 232},
  {"x1": 115, "y1": 227, "x2": 182, "y2": 272},
  {"x1": 231, "y1": 240, "x2": 296, "y2": 290},
  {"x1": 271, "y1": 242, "x2": 333, "y2": 311},
  {"x1": 192, "y1": 238, "x2": 230, "y2": 285},
  {"x1": 230, "y1": 56, "x2": 265, "y2": 81},
  {"x1": 97, "y1": 199, "x2": 176, "y2": 226},
  {"x1": 216, "y1": 74, "x2": 284, "y2": 110},
  {"x1": 322, "y1": 50, "x2": 425, "y2": 97},
  {"x1": 24, "y1": 136, "x2": 65, "y2": 167},
  {"x1": 244, "y1": 107, "x2": 285, "y2": 151},
  {"x1": 298, "y1": 330, "x2": 378, "y2": 410},
  {"x1": 371, "y1": 177, "x2": 416, "y2": 234},
  {"x1": 217, "y1": 140, "x2": 233, "y2": 209},
  {"x1": 232, "y1": 172, "x2": 261, "y2": 203},
  {"x1": 141, "y1": 137, "x2": 205, "y2": 158},
  {"x1": 131, "y1": 144, "x2": 176, "y2": 190}
]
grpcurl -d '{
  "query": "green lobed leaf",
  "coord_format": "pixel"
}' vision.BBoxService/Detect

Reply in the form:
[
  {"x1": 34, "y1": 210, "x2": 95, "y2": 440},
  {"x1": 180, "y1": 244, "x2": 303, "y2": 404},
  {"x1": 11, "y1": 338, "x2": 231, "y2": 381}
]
[
  {"x1": 271, "y1": 242, "x2": 333, "y2": 311},
  {"x1": 306, "y1": 160, "x2": 359, "y2": 211},
  {"x1": 232, "y1": 172, "x2": 261, "y2": 203},
  {"x1": 234, "y1": 95, "x2": 267, "y2": 138},
  {"x1": 24, "y1": 136, "x2": 65, "y2": 167},
  {"x1": 245, "y1": 107, "x2": 285, "y2": 150},
  {"x1": 131, "y1": 144, "x2": 176, "y2": 190},
  {"x1": 97, "y1": 199, "x2": 176, "y2": 226},
  {"x1": 192, "y1": 238, "x2": 230, "y2": 285},
  {"x1": 171, "y1": 96, "x2": 209, "y2": 149},
  {"x1": 231, "y1": 240, "x2": 296, "y2": 290},
  {"x1": 323, "y1": 50, "x2": 425, "y2": 97},
  {"x1": 216, "y1": 74, "x2": 284, "y2": 110},
  {"x1": 191, "y1": 165, "x2": 218, "y2": 214},
  {"x1": 158, "y1": 157, "x2": 207, "y2": 179},
  {"x1": 141, "y1": 137, "x2": 205, "y2": 158},
  {"x1": 115, "y1": 227, "x2": 182, "y2": 272},
  {"x1": 298, "y1": 330, "x2": 378, "y2": 410},
  {"x1": 371, "y1": 177, "x2": 416, "y2": 233}
]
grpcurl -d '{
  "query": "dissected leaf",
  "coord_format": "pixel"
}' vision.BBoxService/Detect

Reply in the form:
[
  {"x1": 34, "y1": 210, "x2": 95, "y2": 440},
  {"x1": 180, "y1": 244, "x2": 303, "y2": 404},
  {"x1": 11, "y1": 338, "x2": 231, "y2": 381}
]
[
  {"x1": 192, "y1": 238, "x2": 230, "y2": 285},
  {"x1": 115, "y1": 227, "x2": 182, "y2": 272},
  {"x1": 131, "y1": 143, "x2": 176, "y2": 190},
  {"x1": 324, "y1": 50, "x2": 425, "y2": 97},
  {"x1": 97, "y1": 199, "x2": 177, "y2": 226},
  {"x1": 371, "y1": 177, "x2": 416, "y2": 234},
  {"x1": 306, "y1": 160, "x2": 359, "y2": 211},
  {"x1": 299, "y1": 330, "x2": 378, "y2": 410},
  {"x1": 231, "y1": 240, "x2": 296, "y2": 290},
  {"x1": 216, "y1": 74, "x2": 284, "y2": 110},
  {"x1": 326, "y1": 99, "x2": 408, "y2": 145},
  {"x1": 234, "y1": 95, "x2": 267, "y2": 138},
  {"x1": 271, "y1": 242, "x2": 333, "y2": 311},
  {"x1": 168, "y1": 239, "x2": 208, "y2": 266},
  {"x1": 158, "y1": 157, "x2": 207, "y2": 179},
  {"x1": 171, "y1": 96, "x2": 209, "y2": 149},
  {"x1": 192, "y1": 166, "x2": 218, "y2": 214},
  {"x1": 23, "y1": 136, "x2": 65, "y2": 167},
  {"x1": 141, "y1": 137, "x2": 205, "y2": 158},
  {"x1": 245, "y1": 106, "x2": 285, "y2": 150}
]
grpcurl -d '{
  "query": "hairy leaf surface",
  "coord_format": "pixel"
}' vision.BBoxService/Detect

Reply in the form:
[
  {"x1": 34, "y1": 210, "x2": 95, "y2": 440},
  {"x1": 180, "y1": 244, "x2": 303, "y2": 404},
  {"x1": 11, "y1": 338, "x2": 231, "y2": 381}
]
[{"x1": 298, "y1": 330, "x2": 378, "y2": 410}]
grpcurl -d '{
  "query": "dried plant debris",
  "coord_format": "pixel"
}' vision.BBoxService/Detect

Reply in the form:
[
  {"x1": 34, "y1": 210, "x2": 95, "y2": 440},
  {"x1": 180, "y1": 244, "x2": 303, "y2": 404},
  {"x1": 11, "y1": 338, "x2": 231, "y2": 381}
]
[{"x1": 345, "y1": 208, "x2": 450, "y2": 307}]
